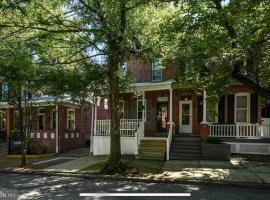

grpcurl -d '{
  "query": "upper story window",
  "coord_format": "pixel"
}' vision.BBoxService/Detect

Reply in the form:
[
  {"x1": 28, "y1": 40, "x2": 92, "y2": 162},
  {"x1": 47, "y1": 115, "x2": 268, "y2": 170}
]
[
  {"x1": 1, "y1": 83, "x2": 8, "y2": 100},
  {"x1": 120, "y1": 62, "x2": 128, "y2": 74},
  {"x1": 152, "y1": 58, "x2": 163, "y2": 81},
  {"x1": 67, "y1": 108, "x2": 75, "y2": 130},
  {"x1": 235, "y1": 93, "x2": 250, "y2": 123}
]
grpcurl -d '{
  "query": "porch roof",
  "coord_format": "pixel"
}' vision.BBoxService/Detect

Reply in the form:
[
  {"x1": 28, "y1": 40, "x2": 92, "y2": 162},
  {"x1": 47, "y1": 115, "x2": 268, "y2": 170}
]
[{"x1": 127, "y1": 80, "x2": 175, "y2": 92}]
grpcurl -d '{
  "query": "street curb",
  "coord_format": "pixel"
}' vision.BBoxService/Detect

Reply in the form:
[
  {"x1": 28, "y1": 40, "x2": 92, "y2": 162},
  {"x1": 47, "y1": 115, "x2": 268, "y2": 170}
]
[{"x1": 0, "y1": 168, "x2": 270, "y2": 189}]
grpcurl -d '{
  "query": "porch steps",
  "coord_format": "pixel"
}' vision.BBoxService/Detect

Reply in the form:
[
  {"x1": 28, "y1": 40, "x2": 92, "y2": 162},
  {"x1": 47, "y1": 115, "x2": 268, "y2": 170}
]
[
  {"x1": 169, "y1": 136, "x2": 201, "y2": 160},
  {"x1": 136, "y1": 139, "x2": 166, "y2": 160}
]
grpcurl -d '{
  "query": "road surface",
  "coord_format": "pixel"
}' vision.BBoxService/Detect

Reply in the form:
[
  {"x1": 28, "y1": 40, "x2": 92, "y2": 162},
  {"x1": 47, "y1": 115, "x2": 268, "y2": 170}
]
[{"x1": 0, "y1": 173, "x2": 269, "y2": 200}]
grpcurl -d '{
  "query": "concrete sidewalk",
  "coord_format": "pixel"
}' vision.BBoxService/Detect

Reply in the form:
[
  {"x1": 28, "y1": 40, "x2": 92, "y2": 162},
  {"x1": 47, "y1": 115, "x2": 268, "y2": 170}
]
[
  {"x1": 160, "y1": 160, "x2": 270, "y2": 184},
  {"x1": 42, "y1": 155, "x2": 107, "y2": 172}
]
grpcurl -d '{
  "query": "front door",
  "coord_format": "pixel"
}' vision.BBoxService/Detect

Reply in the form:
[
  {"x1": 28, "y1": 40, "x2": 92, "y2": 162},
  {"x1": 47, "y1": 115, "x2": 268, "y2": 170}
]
[
  {"x1": 156, "y1": 102, "x2": 168, "y2": 133},
  {"x1": 179, "y1": 101, "x2": 192, "y2": 133}
]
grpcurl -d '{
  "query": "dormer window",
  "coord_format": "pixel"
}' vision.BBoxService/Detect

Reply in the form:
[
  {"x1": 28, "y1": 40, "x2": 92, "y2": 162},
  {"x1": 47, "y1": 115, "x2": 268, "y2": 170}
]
[{"x1": 152, "y1": 58, "x2": 163, "y2": 81}]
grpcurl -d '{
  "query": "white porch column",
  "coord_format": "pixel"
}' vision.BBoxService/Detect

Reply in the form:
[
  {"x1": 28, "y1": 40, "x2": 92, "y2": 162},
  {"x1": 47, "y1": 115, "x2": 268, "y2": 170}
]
[
  {"x1": 90, "y1": 104, "x2": 94, "y2": 154},
  {"x1": 201, "y1": 90, "x2": 208, "y2": 124},
  {"x1": 169, "y1": 88, "x2": 173, "y2": 123},
  {"x1": 94, "y1": 104, "x2": 97, "y2": 136}
]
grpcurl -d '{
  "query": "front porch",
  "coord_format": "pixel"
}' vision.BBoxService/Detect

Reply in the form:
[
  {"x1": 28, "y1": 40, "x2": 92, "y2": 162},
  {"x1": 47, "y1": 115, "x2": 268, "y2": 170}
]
[{"x1": 92, "y1": 82, "x2": 270, "y2": 158}]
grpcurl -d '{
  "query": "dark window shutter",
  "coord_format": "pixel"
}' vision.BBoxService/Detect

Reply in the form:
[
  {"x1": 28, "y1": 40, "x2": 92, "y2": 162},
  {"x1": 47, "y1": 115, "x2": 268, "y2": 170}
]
[
  {"x1": 218, "y1": 95, "x2": 225, "y2": 123},
  {"x1": 227, "y1": 95, "x2": 234, "y2": 123},
  {"x1": 198, "y1": 96, "x2": 203, "y2": 123},
  {"x1": 250, "y1": 93, "x2": 258, "y2": 123}
]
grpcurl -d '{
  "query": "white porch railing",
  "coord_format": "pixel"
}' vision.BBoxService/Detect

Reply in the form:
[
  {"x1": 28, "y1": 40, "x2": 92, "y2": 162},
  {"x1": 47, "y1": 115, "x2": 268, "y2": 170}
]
[
  {"x1": 166, "y1": 124, "x2": 173, "y2": 160},
  {"x1": 95, "y1": 119, "x2": 142, "y2": 137},
  {"x1": 209, "y1": 123, "x2": 270, "y2": 138}
]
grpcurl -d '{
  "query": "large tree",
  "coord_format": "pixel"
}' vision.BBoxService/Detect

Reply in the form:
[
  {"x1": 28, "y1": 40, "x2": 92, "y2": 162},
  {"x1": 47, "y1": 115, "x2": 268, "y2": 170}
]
[
  {"x1": 142, "y1": 0, "x2": 270, "y2": 97},
  {"x1": 0, "y1": 0, "x2": 153, "y2": 171}
]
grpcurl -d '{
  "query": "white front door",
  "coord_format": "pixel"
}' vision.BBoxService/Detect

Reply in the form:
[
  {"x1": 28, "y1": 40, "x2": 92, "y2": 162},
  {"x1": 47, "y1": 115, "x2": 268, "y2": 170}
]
[{"x1": 179, "y1": 101, "x2": 193, "y2": 133}]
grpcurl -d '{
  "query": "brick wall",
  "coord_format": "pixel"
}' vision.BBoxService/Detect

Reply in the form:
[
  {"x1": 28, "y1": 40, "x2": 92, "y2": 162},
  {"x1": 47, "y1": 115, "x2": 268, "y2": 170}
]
[
  {"x1": 58, "y1": 105, "x2": 84, "y2": 153},
  {"x1": 127, "y1": 59, "x2": 178, "y2": 83}
]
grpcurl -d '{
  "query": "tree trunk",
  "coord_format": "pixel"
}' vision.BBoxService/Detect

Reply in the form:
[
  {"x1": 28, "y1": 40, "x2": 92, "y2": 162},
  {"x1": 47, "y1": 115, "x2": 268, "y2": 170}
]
[
  {"x1": 105, "y1": 52, "x2": 122, "y2": 172},
  {"x1": 17, "y1": 91, "x2": 26, "y2": 167}
]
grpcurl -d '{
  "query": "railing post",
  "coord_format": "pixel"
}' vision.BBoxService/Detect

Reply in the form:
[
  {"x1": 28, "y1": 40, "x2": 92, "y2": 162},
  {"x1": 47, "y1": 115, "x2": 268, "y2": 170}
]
[{"x1": 236, "y1": 123, "x2": 239, "y2": 138}]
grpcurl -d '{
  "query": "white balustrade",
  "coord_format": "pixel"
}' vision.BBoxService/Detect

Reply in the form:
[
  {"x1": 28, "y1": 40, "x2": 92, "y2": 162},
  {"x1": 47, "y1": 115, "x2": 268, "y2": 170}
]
[
  {"x1": 95, "y1": 119, "x2": 142, "y2": 137},
  {"x1": 209, "y1": 123, "x2": 270, "y2": 138}
]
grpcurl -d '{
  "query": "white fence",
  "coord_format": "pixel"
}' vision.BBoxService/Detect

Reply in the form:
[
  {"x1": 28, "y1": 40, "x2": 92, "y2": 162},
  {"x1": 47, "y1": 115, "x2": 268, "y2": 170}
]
[
  {"x1": 209, "y1": 123, "x2": 270, "y2": 138},
  {"x1": 93, "y1": 119, "x2": 143, "y2": 155}
]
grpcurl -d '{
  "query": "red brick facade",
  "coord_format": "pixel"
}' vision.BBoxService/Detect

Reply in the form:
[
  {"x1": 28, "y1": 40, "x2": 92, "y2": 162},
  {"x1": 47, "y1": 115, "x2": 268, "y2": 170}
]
[{"x1": 0, "y1": 104, "x2": 93, "y2": 154}]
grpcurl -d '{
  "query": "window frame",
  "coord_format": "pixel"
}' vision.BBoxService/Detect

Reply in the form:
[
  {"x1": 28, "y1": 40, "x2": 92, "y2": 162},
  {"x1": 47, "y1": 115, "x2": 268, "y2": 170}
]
[
  {"x1": 0, "y1": 111, "x2": 6, "y2": 130},
  {"x1": 137, "y1": 100, "x2": 144, "y2": 120},
  {"x1": 37, "y1": 108, "x2": 46, "y2": 131},
  {"x1": 67, "y1": 108, "x2": 76, "y2": 130},
  {"x1": 50, "y1": 109, "x2": 56, "y2": 130},
  {"x1": 152, "y1": 58, "x2": 163, "y2": 82},
  {"x1": 234, "y1": 92, "x2": 250, "y2": 123}
]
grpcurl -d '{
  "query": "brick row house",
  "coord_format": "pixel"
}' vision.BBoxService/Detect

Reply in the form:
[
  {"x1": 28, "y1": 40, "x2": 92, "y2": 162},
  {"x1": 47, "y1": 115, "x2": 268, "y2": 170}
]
[
  {"x1": 92, "y1": 59, "x2": 270, "y2": 159},
  {"x1": 0, "y1": 83, "x2": 109, "y2": 155}
]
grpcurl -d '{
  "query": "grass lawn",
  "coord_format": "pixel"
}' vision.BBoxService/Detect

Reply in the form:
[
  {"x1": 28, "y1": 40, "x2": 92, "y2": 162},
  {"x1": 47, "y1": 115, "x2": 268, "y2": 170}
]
[
  {"x1": 79, "y1": 161, "x2": 107, "y2": 173},
  {"x1": 126, "y1": 160, "x2": 165, "y2": 173}
]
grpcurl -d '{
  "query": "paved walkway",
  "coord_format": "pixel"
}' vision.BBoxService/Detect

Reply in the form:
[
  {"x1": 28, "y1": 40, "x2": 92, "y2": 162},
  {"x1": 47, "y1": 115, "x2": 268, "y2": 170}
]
[
  {"x1": 160, "y1": 160, "x2": 270, "y2": 184},
  {"x1": 42, "y1": 155, "x2": 107, "y2": 172}
]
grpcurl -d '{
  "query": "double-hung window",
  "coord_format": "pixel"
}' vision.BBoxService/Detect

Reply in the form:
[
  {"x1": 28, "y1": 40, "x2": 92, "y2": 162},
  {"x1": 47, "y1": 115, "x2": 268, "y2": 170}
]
[
  {"x1": 51, "y1": 109, "x2": 56, "y2": 129},
  {"x1": 67, "y1": 109, "x2": 75, "y2": 130},
  {"x1": 235, "y1": 93, "x2": 250, "y2": 123},
  {"x1": 1, "y1": 83, "x2": 8, "y2": 100},
  {"x1": 0, "y1": 111, "x2": 6, "y2": 130},
  {"x1": 152, "y1": 58, "x2": 163, "y2": 81},
  {"x1": 38, "y1": 108, "x2": 45, "y2": 130}
]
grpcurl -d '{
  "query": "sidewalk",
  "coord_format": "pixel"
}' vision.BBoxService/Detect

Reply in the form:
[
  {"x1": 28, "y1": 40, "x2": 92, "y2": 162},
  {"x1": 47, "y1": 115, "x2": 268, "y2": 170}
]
[
  {"x1": 1, "y1": 153, "x2": 270, "y2": 187},
  {"x1": 42, "y1": 155, "x2": 107, "y2": 172}
]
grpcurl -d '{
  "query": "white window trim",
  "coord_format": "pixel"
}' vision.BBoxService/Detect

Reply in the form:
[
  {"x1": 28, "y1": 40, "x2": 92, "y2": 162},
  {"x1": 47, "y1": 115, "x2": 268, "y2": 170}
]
[
  {"x1": 152, "y1": 59, "x2": 163, "y2": 82},
  {"x1": 234, "y1": 92, "x2": 250, "y2": 123},
  {"x1": 67, "y1": 108, "x2": 76, "y2": 130},
  {"x1": 206, "y1": 103, "x2": 218, "y2": 123}
]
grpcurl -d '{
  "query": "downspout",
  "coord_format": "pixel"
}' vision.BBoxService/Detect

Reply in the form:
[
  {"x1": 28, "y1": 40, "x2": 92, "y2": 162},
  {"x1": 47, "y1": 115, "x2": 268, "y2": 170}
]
[{"x1": 55, "y1": 105, "x2": 59, "y2": 153}]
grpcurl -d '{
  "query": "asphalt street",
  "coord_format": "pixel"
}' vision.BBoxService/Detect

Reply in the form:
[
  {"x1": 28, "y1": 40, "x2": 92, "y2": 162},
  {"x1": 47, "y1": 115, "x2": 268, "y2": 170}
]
[{"x1": 0, "y1": 173, "x2": 269, "y2": 200}]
